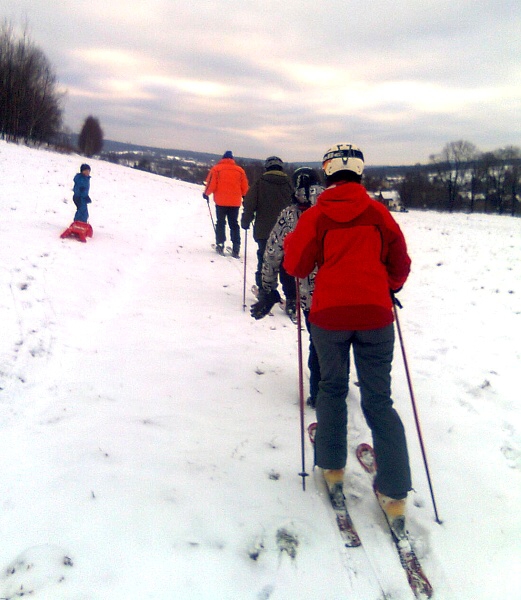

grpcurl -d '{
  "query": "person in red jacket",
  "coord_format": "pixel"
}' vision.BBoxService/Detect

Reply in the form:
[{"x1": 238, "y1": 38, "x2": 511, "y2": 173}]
[
  {"x1": 204, "y1": 151, "x2": 249, "y2": 258},
  {"x1": 283, "y1": 143, "x2": 412, "y2": 536}
]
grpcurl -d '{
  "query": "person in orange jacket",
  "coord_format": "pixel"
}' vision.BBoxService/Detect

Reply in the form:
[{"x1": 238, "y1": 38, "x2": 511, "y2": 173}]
[
  {"x1": 203, "y1": 151, "x2": 249, "y2": 258},
  {"x1": 283, "y1": 142, "x2": 412, "y2": 536}
]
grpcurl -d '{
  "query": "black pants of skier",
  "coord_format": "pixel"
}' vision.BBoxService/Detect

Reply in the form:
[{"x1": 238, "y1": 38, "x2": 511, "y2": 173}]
[
  {"x1": 310, "y1": 323, "x2": 411, "y2": 499},
  {"x1": 304, "y1": 310, "x2": 350, "y2": 406},
  {"x1": 215, "y1": 206, "x2": 240, "y2": 250},
  {"x1": 256, "y1": 238, "x2": 296, "y2": 300}
]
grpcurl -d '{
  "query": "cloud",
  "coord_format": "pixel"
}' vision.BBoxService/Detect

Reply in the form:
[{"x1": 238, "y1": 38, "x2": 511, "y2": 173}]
[{"x1": 1, "y1": 0, "x2": 519, "y2": 164}]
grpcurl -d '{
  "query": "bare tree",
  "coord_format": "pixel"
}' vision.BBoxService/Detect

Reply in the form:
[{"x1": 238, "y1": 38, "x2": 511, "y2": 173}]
[
  {"x1": 430, "y1": 140, "x2": 478, "y2": 212},
  {"x1": 78, "y1": 115, "x2": 104, "y2": 157},
  {"x1": 504, "y1": 147, "x2": 521, "y2": 216},
  {"x1": 480, "y1": 146, "x2": 521, "y2": 214},
  {"x1": 0, "y1": 20, "x2": 63, "y2": 142}
]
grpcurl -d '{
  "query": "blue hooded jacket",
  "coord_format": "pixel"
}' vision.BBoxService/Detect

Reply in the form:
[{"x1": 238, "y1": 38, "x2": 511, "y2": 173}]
[{"x1": 73, "y1": 172, "x2": 91, "y2": 202}]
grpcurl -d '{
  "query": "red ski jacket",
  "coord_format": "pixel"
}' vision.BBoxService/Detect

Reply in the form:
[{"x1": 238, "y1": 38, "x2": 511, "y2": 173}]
[
  {"x1": 204, "y1": 159, "x2": 249, "y2": 207},
  {"x1": 283, "y1": 182, "x2": 411, "y2": 331}
]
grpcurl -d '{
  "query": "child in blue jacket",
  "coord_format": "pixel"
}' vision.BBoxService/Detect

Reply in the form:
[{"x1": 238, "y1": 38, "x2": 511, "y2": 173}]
[{"x1": 73, "y1": 164, "x2": 91, "y2": 222}]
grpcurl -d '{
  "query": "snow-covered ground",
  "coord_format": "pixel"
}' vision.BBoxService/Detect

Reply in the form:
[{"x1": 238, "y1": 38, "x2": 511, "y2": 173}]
[{"x1": 0, "y1": 140, "x2": 520, "y2": 600}]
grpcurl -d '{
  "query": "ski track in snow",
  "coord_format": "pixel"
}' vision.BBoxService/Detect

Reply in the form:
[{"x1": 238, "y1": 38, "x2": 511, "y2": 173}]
[{"x1": 0, "y1": 140, "x2": 520, "y2": 599}]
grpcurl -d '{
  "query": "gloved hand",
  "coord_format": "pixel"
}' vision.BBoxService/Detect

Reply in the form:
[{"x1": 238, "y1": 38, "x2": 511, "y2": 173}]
[
  {"x1": 390, "y1": 288, "x2": 403, "y2": 308},
  {"x1": 203, "y1": 193, "x2": 209, "y2": 201},
  {"x1": 250, "y1": 289, "x2": 281, "y2": 320}
]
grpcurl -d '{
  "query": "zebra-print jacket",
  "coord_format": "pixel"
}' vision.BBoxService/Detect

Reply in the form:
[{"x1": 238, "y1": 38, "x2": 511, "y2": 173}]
[{"x1": 261, "y1": 199, "x2": 320, "y2": 311}]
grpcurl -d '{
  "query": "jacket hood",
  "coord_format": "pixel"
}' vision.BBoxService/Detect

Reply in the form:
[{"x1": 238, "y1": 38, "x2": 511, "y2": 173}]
[
  {"x1": 218, "y1": 158, "x2": 236, "y2": 165},
  {"x1": 317, "y1": 182, "x2": 371, "y2": 223},
  {"x1": 261, "y1": 171, "x2": 289, "y2": 185}
]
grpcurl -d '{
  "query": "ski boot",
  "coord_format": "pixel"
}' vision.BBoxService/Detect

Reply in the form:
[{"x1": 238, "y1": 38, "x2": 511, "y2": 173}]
[
  {"x1": 323, "y1": 468, "x2": 345, "y2": 509},
  {"x1": 376, "y1": 490, "x2": 407, "y2": 539}
]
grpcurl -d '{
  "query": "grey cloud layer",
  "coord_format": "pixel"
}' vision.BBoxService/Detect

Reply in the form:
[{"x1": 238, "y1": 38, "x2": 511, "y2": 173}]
[{"x1": 2, "y1": 0, "x2": 519, "y2": 163}]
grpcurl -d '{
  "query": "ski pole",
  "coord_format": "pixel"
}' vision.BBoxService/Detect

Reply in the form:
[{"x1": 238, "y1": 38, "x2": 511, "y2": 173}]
[
  {"x1": 242, "y1": 230, "x2": 248, "y2": 311},
  {"x1": 393, "y1": 296, "x2": 442, "y2": 524},
  {"x1": 206, "y1": 198, "x2": 216, "y2": 233},
  {"x1": 296, "y1": 279, "x2": 309, "y2": 491}
]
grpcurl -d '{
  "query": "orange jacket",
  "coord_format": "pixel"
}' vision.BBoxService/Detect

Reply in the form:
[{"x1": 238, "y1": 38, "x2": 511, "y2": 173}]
[{"x1": 204, "y1": 159, "x2": 249, "y2": 207}]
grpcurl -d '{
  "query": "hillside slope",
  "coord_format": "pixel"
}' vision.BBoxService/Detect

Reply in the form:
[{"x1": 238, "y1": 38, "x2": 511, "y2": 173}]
[{"x1": 0, "y1": 140, "x2": 520, "y2": 599}]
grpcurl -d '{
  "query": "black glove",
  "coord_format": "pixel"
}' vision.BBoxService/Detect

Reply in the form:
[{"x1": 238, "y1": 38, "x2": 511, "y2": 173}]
[
  {"x1": 203, "y1": 193, "x2": 209, "y2": 201},
  {"x1": 250, "y1": 289, "x2": 281, "y2": 320},
  {"x1": 390, "y1": 288, "x2": 403, "y2": 308}
]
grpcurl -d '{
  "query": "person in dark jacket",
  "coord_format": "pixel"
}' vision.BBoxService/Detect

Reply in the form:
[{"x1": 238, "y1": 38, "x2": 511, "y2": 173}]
[
  {"x1": 241, "y1": 156, "x2": 295, "y2": 314},
  {"x1": 72, "y1": 164, "x2": 91, "y2": 223},
  {"x1": 283, "y1": 143, "x2": 412, "y2": 538}
]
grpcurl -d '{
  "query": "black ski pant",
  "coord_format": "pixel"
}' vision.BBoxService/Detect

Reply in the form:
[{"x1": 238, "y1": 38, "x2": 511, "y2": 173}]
[
  {"x1": 256, "y1": 238, "x2": 296, "y2": 300},
  {"x1": 215, "y1": 205, "x2": 240, "y2": 250},
  {"x1": 304, "y1": 310, "x2": 351, "y2": 405},
  {"x1": 310, "y1": 323, "x2": 411, "y2": 499}
]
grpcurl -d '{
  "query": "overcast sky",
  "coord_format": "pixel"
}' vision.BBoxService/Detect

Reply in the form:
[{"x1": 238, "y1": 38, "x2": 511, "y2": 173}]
[{"x1": 2, "y1": 0, "x2": 520, "y2": 165}]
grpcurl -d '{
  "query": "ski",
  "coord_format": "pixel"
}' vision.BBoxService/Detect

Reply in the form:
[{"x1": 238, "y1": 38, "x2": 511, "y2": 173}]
[
  {"x1": 356, "y1": 443, "x2": 434, "y2": 599},
  {"x1": 308, "y1": 423, "x2": 361, "y2": 547},
  {"x1": 325, "y1": 479, "x2": 362, "y2": 547}
]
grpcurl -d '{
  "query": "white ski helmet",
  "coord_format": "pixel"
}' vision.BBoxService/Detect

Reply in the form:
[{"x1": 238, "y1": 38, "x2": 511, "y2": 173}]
[{"x1": 322, "y1": 143, "x2": 364, "y2": 177}]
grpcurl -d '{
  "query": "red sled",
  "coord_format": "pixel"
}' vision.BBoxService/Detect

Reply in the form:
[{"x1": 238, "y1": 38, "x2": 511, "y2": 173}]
[{"x1": 60, "y1": 221, "x2": 93, "y2": 243}]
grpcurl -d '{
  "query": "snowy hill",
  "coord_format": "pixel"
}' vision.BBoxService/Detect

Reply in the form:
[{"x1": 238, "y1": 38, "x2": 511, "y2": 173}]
[{"x1": 0, "y1": 140, "x2": 520, "y2": 599}]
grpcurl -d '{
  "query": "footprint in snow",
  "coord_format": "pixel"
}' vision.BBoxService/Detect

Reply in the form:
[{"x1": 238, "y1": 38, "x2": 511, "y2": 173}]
[
  {"x1": 257, "y1": 584, "x2": 275, "y2": 599},
  {"x1": 0, "y1": 544, "x2": 73, "y2": 598},
  {"x1": 248, "y1": 527, "x2": 300, "y2": 562},
  {"x1": 275, "y1": 527, "x2": 299, "y2": 559}
]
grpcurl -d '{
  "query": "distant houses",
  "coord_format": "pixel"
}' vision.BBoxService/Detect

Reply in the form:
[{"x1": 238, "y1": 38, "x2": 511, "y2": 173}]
[{"x1": 370, "y1": 189, "x2": 406, "y2": 212}]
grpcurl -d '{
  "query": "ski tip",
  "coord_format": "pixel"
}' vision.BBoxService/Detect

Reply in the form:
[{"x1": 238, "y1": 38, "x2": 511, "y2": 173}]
[
  {"x1": 356, "y1": 443, "x2": 377, "y2": 474},
  {"x1": 356, "y1": 442, "x2": 373, "y2": 453}
]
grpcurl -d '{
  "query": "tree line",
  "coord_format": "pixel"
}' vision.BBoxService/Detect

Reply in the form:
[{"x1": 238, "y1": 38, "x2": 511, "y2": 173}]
[
  {"x1": 396, "y1": 141, "x2": 520, "y2": 216},
  {"x1": 111, "y1": 144, "x2": 521, "y2": 217},
  {"x1": 0, "y1": 21, "x2": 103, "y2": 157},
  {"x1": 0, "y1": 21, "x2": 62, "y2": 143}
]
